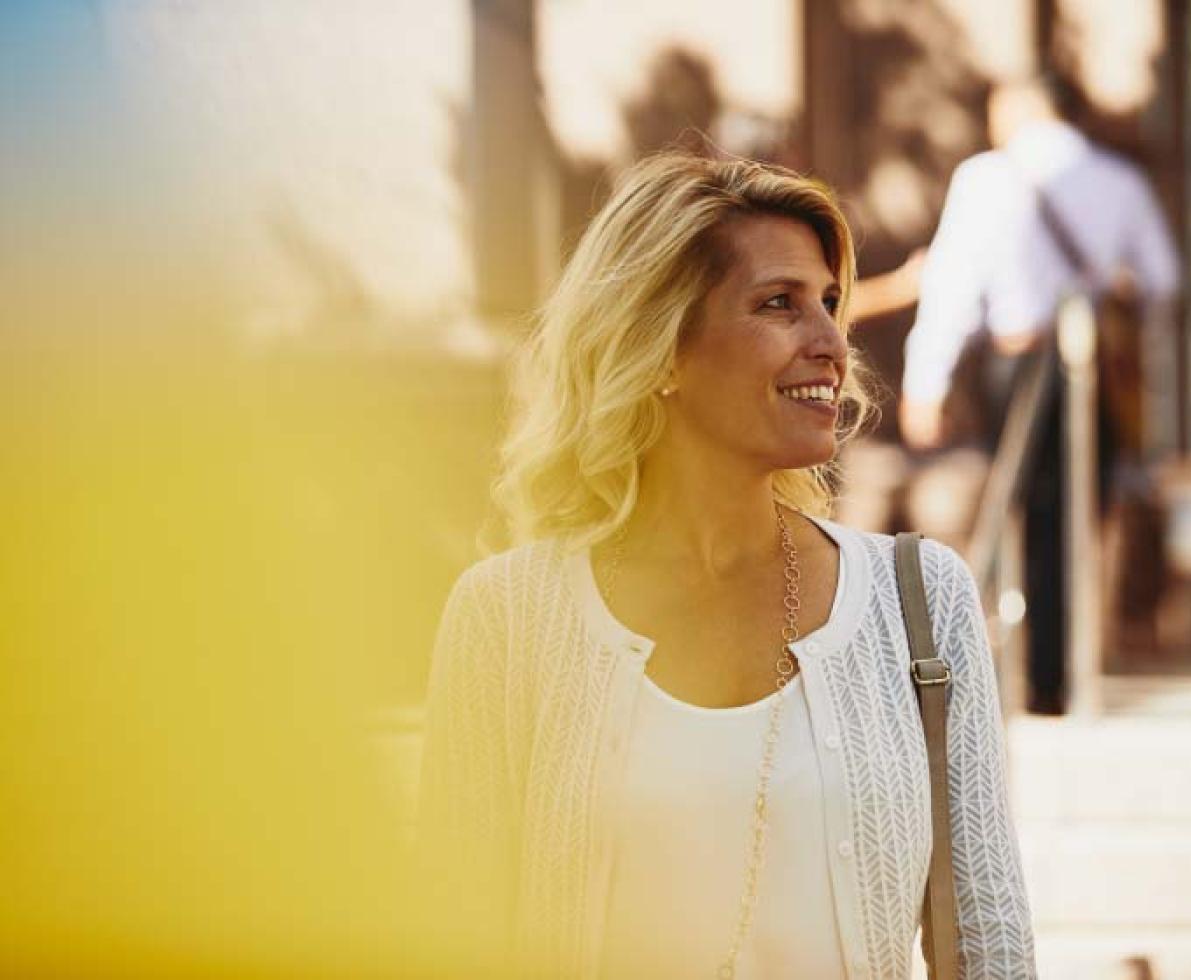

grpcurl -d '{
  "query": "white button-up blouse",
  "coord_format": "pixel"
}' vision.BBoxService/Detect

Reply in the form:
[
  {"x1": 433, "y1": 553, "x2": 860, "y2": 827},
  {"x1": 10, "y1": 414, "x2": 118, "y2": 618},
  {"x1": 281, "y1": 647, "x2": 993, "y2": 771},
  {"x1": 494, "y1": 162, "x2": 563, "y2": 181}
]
[{"x1": 415, "y1": 519, "x2": 1037, "y2": 979}]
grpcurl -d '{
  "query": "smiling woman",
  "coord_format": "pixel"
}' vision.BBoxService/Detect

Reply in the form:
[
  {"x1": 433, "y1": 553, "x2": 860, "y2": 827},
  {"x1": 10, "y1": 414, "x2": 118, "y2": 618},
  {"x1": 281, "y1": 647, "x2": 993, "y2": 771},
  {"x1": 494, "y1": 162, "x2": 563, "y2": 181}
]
[
  {"x1": 492, "y1": 154, "x2": 873, "y2": 552},
  {"x1": 414, "y1": 152, "x2": 1037, "y2": 979}
]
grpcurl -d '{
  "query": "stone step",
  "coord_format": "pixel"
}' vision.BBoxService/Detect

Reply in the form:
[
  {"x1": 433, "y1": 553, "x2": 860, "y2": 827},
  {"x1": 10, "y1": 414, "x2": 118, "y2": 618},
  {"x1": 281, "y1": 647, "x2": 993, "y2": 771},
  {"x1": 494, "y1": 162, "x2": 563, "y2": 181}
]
[
  {"x1": 1100, "y1": 676, "x2": 1191, "y2": 717},
  {"x1": 1008, "y1": 715, "x2": 1191, "y2": 823},
  {"x1": 1031, "y1": 930, "x2": 1191, "y2": 980},
  {"x1": 1017, "y1": 824, "x2": 1191, "y2": 927},
  {"x1": 911, "y1": 930, "x2": 1191, "y2": 980},
  {"x1": 1007, "y1": 713, "x2": 1191, "y2": 932}
]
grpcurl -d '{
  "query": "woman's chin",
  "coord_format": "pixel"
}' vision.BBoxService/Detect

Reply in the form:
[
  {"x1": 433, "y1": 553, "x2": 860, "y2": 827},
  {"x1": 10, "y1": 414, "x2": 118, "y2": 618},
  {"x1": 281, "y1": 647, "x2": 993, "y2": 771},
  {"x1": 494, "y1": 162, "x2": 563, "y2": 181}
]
[{"x1": 773, "y1": 437, "x2": 837, "y2": 472}]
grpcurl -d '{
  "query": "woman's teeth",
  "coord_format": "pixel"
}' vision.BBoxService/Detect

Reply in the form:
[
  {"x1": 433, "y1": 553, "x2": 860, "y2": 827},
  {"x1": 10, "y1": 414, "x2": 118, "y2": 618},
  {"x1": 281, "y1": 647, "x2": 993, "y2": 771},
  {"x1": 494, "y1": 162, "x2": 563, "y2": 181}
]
[{"x1": 778, "y1": 384, "x2": 836, "y2": 403}]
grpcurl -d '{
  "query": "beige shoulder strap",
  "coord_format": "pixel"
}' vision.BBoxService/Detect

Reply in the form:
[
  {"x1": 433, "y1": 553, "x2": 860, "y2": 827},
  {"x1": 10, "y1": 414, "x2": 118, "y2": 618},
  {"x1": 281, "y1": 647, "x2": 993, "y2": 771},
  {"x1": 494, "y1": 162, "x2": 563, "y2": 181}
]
[{"x1": 894, "y1": 532, "x2": 960, "y2": 979}]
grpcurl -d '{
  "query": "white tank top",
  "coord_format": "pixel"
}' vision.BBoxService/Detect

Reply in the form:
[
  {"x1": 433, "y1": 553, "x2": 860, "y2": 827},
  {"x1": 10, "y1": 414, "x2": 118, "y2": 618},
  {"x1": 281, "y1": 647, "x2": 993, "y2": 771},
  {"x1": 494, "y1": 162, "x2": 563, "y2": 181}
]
[{"x1": 599, "y1": 550, "x2": 849, "y2": 979}]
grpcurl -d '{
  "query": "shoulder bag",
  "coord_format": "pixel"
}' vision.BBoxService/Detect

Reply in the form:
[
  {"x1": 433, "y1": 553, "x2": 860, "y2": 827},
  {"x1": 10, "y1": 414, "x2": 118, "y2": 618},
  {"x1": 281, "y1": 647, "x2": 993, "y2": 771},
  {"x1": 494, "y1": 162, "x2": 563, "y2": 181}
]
[{"x1": 895, "y1": 531, "x2": 959, "y2": 980}]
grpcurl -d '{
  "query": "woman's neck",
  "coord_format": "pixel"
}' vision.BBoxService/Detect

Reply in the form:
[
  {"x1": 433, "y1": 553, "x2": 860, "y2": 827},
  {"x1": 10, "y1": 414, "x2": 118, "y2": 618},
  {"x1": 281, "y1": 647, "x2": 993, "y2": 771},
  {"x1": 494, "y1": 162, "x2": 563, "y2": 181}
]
[{"x1": 626, "y1": 444, "x2": 784, "y2": 580}]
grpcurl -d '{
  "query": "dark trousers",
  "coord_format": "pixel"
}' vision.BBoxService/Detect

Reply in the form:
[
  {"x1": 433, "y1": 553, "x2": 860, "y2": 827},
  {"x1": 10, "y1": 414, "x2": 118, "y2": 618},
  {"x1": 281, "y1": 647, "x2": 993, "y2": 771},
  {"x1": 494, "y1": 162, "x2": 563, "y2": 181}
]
[{"x1": 980, "y1": 340, "x2": 1116, "y2": 714}]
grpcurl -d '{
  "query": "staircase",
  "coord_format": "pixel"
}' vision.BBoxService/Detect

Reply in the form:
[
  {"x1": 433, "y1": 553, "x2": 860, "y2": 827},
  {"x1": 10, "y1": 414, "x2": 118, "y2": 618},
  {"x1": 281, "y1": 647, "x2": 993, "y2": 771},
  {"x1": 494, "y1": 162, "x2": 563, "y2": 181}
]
[{"x1": 1008, "y1": 678, "x2": 1191, "y2": 979}]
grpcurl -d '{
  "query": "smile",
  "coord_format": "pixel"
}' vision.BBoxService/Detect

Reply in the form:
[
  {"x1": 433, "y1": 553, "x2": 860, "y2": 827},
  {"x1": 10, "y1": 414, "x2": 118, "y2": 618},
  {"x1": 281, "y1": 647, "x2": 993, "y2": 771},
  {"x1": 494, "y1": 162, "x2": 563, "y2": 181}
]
[{"x1": 776, "y1": 383, "x2": 838, "y2": 405}]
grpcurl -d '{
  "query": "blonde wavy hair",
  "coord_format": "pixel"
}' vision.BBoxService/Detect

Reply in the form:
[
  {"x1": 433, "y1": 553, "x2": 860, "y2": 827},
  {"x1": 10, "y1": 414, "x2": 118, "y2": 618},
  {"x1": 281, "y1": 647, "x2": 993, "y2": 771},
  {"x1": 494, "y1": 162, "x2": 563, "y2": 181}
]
[{"x1": 492, "y1": 151, "x2": 875, "y2": 551}]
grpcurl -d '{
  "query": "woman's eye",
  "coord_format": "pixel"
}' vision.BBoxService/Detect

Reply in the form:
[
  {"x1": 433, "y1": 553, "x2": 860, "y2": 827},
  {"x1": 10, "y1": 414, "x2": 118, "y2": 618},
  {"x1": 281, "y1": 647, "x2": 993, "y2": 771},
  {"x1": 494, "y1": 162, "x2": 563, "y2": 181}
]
[
  {"x1": 824, "y1": 295, "x2": 840, "y2": 316},
  {"x1": 761, "y1": 294, "x2": 791, "y2": 310}
]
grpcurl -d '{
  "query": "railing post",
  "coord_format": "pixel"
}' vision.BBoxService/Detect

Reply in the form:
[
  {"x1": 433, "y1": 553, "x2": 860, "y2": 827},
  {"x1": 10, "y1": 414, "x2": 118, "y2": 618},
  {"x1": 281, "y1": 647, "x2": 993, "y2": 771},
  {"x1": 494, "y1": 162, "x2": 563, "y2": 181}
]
[
  {"x1": 1058, "y1": 294, "x2": 1102, "y2": 717},
  {"x1": 995, "y1": 508, "x2": 1028, "y2": 718}
]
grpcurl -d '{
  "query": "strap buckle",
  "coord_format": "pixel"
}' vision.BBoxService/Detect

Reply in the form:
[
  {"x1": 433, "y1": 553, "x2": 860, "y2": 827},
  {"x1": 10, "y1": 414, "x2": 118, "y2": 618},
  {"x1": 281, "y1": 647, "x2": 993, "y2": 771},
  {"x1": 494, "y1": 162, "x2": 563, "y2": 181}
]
[{"x1": 911, "y1": 658, "x2": 951, "y2": 687}]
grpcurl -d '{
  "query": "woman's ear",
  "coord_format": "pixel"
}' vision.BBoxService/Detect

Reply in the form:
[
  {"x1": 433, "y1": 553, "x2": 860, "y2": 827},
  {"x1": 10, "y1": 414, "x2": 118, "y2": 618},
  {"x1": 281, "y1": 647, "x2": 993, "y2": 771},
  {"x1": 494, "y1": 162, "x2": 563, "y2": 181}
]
[{"x1": 658, "y1": 368, "x2": 680, "y2": 397}]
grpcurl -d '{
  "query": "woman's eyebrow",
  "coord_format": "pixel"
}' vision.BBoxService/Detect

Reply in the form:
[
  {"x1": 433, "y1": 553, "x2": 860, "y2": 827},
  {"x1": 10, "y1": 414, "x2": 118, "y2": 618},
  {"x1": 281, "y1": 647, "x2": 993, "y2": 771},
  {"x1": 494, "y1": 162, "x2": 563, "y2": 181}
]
[{"x1": 752, "y1": 275, "x2": 841, "y2": 293}]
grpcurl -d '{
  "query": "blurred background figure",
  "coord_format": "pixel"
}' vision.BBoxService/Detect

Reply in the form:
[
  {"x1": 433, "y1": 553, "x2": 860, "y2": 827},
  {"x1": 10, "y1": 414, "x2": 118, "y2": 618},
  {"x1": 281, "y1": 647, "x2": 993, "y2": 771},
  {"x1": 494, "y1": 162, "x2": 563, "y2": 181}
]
[
  {"x1": 851, "y1": 246, "x2": 928, "y2": 322},
  {"x1": 899, "y1": 71, "x2": 1181, "y2": 714},
  {"x1": 900, "y1": 71, "x2": 1180, "y2": 454}
]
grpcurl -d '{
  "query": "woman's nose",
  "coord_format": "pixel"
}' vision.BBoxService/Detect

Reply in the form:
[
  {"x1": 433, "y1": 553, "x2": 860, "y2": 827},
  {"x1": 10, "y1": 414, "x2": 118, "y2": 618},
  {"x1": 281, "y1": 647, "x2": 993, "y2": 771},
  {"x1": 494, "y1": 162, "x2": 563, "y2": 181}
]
[{"x1": 802, "y1": 305, "x2": 848, "y2": 361}]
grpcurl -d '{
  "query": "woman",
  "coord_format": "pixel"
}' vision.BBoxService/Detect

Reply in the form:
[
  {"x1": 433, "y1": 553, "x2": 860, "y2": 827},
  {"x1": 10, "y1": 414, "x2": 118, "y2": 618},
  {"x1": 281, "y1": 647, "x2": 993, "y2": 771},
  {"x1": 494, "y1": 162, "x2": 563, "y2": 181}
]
[{"x1": 416, "y1": 153, "x2": 1036, "y2": 979}]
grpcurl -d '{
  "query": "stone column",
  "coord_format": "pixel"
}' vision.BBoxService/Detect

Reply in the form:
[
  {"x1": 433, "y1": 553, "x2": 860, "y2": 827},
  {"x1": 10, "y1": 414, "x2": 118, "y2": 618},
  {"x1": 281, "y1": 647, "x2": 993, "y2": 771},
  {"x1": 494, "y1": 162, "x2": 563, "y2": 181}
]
[{"x1": 471, "y1": 0, "x2": 556, "y2": 324}]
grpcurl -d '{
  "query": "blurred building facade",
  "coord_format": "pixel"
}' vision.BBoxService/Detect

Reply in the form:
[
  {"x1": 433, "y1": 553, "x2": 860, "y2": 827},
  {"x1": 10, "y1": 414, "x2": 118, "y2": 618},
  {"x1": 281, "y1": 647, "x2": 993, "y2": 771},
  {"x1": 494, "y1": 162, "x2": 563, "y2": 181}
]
[{"x1": 88, "y1": 0, "x2": 1191, "y2": 716}]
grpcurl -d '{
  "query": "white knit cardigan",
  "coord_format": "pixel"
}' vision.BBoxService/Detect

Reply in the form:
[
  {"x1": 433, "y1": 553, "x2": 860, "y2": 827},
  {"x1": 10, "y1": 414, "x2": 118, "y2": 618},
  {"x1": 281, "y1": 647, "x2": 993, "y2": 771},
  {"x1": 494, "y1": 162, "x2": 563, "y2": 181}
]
[{"x1": 416, "y1": 519, "x2": 1037, "y2": 979}]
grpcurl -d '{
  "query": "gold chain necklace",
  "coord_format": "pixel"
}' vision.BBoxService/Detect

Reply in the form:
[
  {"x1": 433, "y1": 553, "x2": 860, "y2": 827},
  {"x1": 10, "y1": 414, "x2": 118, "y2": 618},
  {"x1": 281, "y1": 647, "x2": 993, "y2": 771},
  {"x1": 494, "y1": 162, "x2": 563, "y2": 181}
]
[{"x1": 599, "y1": 499, "x2": 802, "y2": 979}]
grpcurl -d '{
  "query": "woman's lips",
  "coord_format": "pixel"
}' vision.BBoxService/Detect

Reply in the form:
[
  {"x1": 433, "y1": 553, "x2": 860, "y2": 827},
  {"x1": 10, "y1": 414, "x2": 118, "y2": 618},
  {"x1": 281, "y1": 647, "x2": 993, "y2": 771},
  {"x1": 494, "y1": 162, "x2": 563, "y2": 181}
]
[{"x1": 781, "y1": 396, "x2": 838, "y2": 420}]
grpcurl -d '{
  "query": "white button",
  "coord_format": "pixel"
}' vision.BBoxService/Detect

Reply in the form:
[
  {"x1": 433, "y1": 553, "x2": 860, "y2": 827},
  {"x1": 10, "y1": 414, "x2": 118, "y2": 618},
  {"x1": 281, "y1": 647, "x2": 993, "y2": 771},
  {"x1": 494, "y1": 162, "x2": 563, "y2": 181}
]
[
  {"x1": 825, "y1": 734, "x2": 841, "y2": 750},
  {"x1": 804, "y1": 640, "x2": 820, "y2": 654},
  {"x1": 837, "y1": 840, "x2": 853, "y2": 859}
]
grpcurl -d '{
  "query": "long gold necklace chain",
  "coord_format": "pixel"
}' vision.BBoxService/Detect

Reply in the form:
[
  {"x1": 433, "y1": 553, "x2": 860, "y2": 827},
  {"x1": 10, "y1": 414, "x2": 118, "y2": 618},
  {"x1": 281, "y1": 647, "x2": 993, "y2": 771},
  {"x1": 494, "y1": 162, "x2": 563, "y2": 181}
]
[{"x1": 599, "y1": 500, "x2": 801, "y2": 980}]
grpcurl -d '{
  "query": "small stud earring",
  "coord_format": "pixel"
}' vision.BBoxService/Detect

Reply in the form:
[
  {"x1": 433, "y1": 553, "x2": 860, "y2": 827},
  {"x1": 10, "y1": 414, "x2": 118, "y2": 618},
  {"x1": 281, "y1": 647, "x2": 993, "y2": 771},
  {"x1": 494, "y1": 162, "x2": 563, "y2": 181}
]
[{"x1": 659, "y1": 384, "x2": 677, "y2": 397}]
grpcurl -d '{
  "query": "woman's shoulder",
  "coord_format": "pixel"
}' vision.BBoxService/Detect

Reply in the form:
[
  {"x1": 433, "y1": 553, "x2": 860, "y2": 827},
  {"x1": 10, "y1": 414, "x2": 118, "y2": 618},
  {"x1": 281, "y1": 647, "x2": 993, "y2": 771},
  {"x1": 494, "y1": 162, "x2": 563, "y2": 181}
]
[
  {"x1": 436, "y1": 537, "x2": 579, "y2": 665},
  {"x1": 446, "y1": 535, "x2": 570, "y2": 608},
  {"x1": 814, "y1": 517, "x2": 975, "y2": 602},
  {"x1": 821, "y1": 522, "x2": 990, "y2": 689}
]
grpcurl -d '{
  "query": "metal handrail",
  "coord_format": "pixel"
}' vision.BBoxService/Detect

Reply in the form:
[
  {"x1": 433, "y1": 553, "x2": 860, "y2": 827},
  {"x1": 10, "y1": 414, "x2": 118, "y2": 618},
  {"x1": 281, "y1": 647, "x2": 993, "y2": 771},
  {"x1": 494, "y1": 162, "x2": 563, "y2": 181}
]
[
  {"x1": 963, "y1": 294, "x2": 1103, "y2": 717},
  {"x1": 966, "y1": 338, "x2": 1061, "y2": 593}
]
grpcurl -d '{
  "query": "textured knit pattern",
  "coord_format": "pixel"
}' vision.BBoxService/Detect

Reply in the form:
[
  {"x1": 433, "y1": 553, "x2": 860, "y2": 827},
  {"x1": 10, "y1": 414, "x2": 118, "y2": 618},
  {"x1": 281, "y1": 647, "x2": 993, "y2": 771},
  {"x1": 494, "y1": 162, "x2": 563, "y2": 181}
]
[{"x1": 416, "y1": 529, "x2": 1037, "y2": 979}]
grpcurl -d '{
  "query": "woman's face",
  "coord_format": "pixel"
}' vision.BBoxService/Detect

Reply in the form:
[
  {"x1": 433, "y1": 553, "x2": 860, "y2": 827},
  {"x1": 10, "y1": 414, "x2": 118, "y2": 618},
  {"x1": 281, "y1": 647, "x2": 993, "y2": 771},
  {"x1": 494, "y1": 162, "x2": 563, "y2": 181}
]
[{"x1": 670, "y1": 213, "x2": 848, "y2": 472}]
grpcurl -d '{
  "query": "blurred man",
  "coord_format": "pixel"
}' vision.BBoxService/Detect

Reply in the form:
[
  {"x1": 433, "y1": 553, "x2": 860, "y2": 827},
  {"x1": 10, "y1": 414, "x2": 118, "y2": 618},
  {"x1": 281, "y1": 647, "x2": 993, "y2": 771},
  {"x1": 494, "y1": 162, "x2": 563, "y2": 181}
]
[{"x1": 900, "y1": 73, "x2": 1180, "y2": 714}]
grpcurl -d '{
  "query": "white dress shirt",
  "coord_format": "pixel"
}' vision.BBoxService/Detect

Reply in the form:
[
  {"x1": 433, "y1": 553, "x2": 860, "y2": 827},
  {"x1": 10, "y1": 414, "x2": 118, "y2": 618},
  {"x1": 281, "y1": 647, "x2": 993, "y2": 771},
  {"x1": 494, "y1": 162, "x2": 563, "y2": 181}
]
[{"x1": 903, "y1": 120, "x2": 1180, "y2": 403}]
